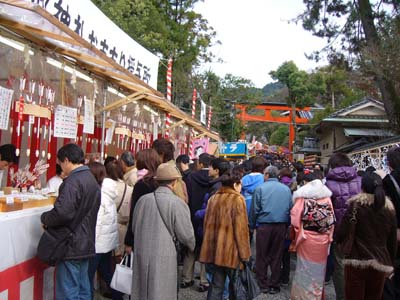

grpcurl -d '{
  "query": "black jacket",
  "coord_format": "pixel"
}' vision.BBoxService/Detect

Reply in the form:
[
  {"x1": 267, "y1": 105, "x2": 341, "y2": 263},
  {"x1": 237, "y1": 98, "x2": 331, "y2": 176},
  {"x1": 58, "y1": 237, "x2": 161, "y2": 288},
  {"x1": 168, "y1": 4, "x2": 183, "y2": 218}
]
[
  {"x1": 383, "y1": 169, "x2": 400, "y2": 228},
  {"x1": 124, "y1": 178, "x2": 158, "y2": 246},
  {"x1": 41, "y1": 165, "x2": 101, "y2": 260},
  {"x1": 186, "y1": 169, "x2": 212, "y2": 217}
]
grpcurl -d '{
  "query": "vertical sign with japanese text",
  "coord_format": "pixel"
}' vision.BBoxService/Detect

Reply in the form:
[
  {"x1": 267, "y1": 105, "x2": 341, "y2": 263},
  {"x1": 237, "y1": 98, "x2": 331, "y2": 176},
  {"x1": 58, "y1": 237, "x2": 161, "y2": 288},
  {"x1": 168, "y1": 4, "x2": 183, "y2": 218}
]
[{"x1": 0, "y1": 86, "x2": 14, "y2": 130}]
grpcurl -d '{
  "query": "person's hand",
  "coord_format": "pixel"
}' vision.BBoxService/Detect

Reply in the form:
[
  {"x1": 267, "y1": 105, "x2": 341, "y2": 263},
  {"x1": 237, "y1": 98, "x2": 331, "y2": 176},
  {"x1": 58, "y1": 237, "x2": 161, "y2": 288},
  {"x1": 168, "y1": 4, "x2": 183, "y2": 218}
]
[{"x1": 125, "y1": 245, "x2": 132, "y2": 255}]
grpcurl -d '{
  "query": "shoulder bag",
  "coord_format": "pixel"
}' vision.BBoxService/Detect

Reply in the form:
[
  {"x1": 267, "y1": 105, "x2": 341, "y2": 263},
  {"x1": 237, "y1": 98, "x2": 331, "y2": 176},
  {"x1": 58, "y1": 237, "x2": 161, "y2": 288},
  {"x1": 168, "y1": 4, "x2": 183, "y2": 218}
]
[
  {"x1": 153, "y1": 192, "x2": 182, "y2": 295},
  {"x1": 117, "y1": 183, "x2": 128, "y2": 213}
]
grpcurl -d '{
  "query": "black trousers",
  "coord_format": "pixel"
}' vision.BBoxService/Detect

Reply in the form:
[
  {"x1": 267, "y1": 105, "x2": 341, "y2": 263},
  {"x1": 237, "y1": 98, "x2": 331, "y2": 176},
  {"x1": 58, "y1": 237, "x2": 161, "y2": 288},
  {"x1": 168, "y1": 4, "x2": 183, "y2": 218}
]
[{"x1": 255, "y1": 223, "x2": 286, "y2": 289}]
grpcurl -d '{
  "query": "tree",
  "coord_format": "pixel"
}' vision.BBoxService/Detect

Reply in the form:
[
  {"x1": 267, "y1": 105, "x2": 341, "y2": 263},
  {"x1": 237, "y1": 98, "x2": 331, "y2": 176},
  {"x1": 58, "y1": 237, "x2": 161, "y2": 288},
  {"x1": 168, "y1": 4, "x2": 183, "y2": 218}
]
[
  {"x1": 269, "y1": 61, "x2": 325, "y2": 148},
  {"x1": 92, "y1": 0, "x2": 218, "y2": 108},
  {"x1": 269, "y1": 126, "x2": 289, "y2": 147},
  {"x1": 297, "y1": 0, "x2": 400, "y2": 131}
]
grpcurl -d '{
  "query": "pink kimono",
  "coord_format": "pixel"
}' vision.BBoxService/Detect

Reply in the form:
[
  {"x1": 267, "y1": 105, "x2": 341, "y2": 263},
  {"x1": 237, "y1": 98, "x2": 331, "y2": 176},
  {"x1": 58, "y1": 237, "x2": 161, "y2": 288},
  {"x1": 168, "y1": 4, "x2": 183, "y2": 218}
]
[{"x1": 290, "y1": 179, "x2": 334, "y2": 300}]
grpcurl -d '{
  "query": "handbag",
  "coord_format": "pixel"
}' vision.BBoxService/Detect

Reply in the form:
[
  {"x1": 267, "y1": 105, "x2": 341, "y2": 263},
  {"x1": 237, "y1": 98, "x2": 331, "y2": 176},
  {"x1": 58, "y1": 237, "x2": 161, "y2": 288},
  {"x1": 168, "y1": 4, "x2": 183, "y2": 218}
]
[
  {"x1": 337, "y1": 203, "x2": 358, "y2": 256},
  {"x1": 37, "y1": 227, "x2": 74, "y2": 266},
  {"x1": 110, "y1": 253, "x2": 133, "y2": 295},
  {"x1": 233, "y1": 261, "x2": 260, "y2": 300},
  {"x1": 37, "y1": 200, "x2": 88, "y2": 266}
]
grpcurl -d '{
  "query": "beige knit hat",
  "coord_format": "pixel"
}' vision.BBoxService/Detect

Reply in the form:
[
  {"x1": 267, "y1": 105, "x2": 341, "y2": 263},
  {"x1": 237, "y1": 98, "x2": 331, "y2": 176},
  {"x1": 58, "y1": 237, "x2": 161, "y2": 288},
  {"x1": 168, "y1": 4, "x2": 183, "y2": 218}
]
[{"x1": 154, "y1": 163, "x2": 182, "y2": 180}]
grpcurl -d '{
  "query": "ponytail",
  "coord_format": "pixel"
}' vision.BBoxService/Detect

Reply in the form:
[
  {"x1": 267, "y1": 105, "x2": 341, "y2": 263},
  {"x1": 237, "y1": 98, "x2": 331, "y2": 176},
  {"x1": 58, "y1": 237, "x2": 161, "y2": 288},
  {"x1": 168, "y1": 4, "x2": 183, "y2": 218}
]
[{"x1": 361, "y1": 172, "x2": 385, "y2": 211}]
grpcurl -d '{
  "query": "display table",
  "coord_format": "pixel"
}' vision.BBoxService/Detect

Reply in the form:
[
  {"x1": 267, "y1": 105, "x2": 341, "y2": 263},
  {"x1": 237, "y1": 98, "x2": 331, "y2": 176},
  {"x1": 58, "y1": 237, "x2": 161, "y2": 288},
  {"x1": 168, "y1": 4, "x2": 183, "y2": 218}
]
[{"x1": 0, "y1": 206, "x2": 55, "y2": 300}]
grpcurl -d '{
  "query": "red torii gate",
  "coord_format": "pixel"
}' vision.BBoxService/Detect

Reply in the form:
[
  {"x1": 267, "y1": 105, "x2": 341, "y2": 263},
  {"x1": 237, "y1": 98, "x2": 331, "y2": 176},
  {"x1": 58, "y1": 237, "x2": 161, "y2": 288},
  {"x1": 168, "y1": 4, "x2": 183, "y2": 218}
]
[{"x1": 235, "y1": 103, "x2": 311, "y2": 160}]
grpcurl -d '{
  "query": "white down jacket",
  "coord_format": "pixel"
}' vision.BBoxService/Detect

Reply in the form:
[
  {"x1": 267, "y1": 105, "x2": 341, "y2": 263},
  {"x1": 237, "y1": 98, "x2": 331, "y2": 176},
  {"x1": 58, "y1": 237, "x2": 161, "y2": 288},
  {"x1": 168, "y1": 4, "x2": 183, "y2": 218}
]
[{"x1": 95, "y1": 178, "x2": 119, "y2": 253}]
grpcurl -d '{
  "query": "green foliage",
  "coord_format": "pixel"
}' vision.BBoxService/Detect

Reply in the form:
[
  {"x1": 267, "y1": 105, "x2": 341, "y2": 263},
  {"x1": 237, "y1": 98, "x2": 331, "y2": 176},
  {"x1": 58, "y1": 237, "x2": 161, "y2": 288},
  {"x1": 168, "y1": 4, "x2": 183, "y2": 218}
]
[
  {"x1": 297, "y1": 0, "x2": 400, "y2": 131},
  {"x1": 269, "y1": 126, "x2": 289, "y2": 147},
  {"x1": 269, "y1": 61, "x2": 325, "y2": 108},
  {"x1": 262, "y1": 82, "x2": 285, "y2": 97},
  {"x1": 92, "y1": 0, "x2": 218, "y2": 106}
]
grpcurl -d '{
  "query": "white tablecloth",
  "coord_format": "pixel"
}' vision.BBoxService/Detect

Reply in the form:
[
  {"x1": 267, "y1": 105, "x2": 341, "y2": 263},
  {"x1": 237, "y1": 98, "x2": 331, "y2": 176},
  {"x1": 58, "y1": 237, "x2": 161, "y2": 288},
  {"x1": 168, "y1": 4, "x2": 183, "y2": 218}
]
[{"x1": 0, "y1": 206, "x2": 55, "y2": 300}]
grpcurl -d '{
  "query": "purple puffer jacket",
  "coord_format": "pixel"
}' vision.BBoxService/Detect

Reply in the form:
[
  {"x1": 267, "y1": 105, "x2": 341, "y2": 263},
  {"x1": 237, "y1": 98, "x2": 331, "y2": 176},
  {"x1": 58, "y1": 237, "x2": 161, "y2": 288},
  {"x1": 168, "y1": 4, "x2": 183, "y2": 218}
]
[{"x1": 325, "y1": 166, "x2": 361, "y2": 230}]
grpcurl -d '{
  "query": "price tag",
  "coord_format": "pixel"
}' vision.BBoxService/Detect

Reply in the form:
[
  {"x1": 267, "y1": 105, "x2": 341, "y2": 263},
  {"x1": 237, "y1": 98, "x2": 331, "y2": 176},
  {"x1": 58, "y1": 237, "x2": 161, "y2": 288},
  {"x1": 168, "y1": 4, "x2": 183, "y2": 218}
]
[
  {"x1": 11, "y1": 190, "x2": 19, "y2": 195},
  {"x1": 20, "y1": 196, "x2": 29, "y2": 202},
  {"x1": 0, "y1": 191, "x2": 4, "y2": 196},
  {"x1": 6, "y1": 196, "x2": 14, "y2": 205}
]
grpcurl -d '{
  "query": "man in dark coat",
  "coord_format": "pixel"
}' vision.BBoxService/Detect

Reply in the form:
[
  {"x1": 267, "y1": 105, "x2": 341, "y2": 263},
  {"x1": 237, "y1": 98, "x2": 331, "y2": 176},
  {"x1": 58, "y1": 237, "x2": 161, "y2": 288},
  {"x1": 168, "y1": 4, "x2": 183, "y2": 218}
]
[
  {"x1": 383, "y1": 147, "x2": 400, "y2": 299},
  {"x1": 181, "y1": 153, "x2": 213, "y2": 291},
  {"x1": 41, "y1": 143, "x2": 101, "y2": 300}
]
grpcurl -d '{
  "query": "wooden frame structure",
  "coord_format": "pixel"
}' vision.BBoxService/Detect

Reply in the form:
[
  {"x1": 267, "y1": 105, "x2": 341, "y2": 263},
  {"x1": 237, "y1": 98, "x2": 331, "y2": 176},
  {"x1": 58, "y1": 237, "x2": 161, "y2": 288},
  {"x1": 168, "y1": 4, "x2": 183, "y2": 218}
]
[
  {"x1": 235, "y1": 103, "x2": 311, "y2": 159},
  {"x1": 0, "y1": 0, "x2": 220, "y2": 141}
]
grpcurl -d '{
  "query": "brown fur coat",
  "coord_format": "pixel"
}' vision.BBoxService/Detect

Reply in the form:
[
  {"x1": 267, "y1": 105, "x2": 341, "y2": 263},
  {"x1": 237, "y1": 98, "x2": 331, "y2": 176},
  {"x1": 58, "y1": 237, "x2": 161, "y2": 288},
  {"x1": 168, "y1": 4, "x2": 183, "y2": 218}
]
[{"x1": 199, "y1": 186, "x2": 251, "y2": 269}]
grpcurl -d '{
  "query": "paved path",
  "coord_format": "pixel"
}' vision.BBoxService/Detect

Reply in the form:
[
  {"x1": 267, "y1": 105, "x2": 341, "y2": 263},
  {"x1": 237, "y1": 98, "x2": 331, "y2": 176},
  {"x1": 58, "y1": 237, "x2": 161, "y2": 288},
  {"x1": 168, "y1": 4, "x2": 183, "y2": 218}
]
[{"x1": 179, "y1": 270, "x2": 336, "y2": 300}]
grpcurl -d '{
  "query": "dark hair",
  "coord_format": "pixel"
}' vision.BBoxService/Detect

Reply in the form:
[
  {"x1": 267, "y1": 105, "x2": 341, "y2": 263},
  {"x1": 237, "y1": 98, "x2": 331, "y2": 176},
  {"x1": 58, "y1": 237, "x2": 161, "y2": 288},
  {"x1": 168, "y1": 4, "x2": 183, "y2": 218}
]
[
  {"x1": 120, "y1": 151, "x2": 135, "y2": 167},
  {"x1": 292, "y1": 161, "x2": 304, "y2": 172},
  {"x1": 365, "y1": 166, "x2": 376, "y2": 173},
  {"x1": 241, "y1": 160, "x2": 252, "y2": 173},
  {"x1": 328, "y1": 153, "x2": 353, "y2": 169},
  {"x1": 357, "y1": 170, "x2": 365, "y2": 177},
  {"x1": 279, "y1": 167, "x2": 292, "y2": 178},
  {"x1": 0, "y1": 144, "x2": 18, "y2": 164},
  {"x1": 387, "y1": 147, "x2": 400, "y2": 170},
  {"x1": 303, "y1": 172, "x2": 317, "y2": 183},
  {"x1": 152, "y1": 138, "x2": 175, "y2": 162},
  {"x1": 57, "y1": 143, "x2": 84, "y2": 164},
  {"x1": 210, "y1": 158, "x2": 231, "y2": 176},
  {"x1": 176, "y1": 154, "x2": 190, "y2": 164},
  {"x1": 104, "y1": 156, "x2": 116, "y2": 167},
  {"x1": 361, "y1": 172, "x2": 385, "y2": 210},
  {"x1": 105, "y1": 160, "x2": 124, "y2": 181},
  {"x1": 220, "y1": 167, "x2": 243, "y2": 187},
  {"x1": 312, "y1": 169, "x2": 324, "y2": 180},
  {"x1": 55, "y1": 164, "x2": 62, "y2": 176},
  {"x1": 199, "y1": 153, "x2": 213, "y2": 167},
  {"x1": 252, "y1": 156, "x2": 267, "y2": 173},
  {"x1": 88, "y1": 161, "x2": 106, "y2": 186},
  {"x1": 135, "y1": 149, "x2": 162, "y2": 182},
  {"x1": 313, "y1": 163, "x2": 324, "y2": 172}
]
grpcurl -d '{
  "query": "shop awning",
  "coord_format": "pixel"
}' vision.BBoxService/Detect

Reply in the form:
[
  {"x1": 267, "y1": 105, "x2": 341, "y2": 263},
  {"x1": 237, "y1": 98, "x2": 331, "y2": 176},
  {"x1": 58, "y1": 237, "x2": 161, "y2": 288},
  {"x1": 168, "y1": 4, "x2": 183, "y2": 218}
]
[{"x1": 0, "y1": 0, "x2": 220, "y2": 141}]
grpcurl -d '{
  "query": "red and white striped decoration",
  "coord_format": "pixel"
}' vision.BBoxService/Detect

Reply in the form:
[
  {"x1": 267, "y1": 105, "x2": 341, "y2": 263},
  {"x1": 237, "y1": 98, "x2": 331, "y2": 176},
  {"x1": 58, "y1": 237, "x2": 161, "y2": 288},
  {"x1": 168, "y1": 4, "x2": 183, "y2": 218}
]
[
  {"x1": 165, "y1": 58, "x2": 173, "y2": 138},
  {"x1": 189, "y1": 129, "x2": 195, "y2": 158},
  {"x1": 207, "y1": 106, "x2": 212, "y2": 130},
  {"x1": 166, "y1": 58, "x2": 172, "y2": 102},
  {"x1": 191, "y1": 88, "x2": 197, "y2": 119},
  {"x1": 165, "y1": 112, "x2": 171, "y2": 139}
]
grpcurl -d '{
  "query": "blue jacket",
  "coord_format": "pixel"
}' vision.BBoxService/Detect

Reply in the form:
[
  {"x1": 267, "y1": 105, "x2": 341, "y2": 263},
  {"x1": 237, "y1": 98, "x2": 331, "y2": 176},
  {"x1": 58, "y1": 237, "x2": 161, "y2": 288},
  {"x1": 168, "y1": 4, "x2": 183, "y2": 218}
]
[
  {"x1": 241, "y1": 173, "x2": 265, "y2": 217},
  {"x1": 249, "y1": 178, "x2": 292, "y2": 229}
]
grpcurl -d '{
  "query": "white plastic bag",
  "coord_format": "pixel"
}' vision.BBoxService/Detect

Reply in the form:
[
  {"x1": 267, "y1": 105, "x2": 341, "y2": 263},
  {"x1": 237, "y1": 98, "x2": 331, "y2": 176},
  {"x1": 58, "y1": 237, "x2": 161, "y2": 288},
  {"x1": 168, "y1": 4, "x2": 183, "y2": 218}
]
[{"x1": 110, "y1": 253, "x2": 133, "y2": 295}]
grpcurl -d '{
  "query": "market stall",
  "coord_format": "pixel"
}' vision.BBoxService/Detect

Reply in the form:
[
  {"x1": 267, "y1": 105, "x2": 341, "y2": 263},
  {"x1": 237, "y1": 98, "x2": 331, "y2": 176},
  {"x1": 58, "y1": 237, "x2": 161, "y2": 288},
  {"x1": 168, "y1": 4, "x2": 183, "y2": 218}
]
[{"x1": 0, "y1": 0, "x2": 219, "y2": 298}]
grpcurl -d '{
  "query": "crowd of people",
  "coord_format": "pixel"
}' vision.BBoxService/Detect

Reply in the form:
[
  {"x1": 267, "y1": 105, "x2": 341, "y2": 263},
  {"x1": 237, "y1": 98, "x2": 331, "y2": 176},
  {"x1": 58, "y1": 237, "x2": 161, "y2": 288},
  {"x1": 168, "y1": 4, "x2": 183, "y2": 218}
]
[{"x1": 38, "y1": 139, "x2": 400, "y2": 300}]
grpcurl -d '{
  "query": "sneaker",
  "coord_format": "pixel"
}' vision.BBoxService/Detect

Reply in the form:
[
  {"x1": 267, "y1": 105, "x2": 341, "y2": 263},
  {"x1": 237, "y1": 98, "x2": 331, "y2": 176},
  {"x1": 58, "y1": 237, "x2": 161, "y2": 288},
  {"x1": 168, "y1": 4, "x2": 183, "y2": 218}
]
[
  {"x1": 198, "y1": 284, "x2": 209, "y2": 292},
  {"x1": 180, "y1": 280, "x2": 194, "y2": 288},
  {"x1": 269, "y1": 287, "x2": 280, "y2": 294}
]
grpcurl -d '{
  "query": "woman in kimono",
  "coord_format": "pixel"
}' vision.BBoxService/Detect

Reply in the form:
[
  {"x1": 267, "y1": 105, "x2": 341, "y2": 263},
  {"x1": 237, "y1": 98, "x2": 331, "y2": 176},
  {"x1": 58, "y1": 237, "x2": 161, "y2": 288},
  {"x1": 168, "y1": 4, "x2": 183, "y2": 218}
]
[{"x1": 290, "y1": 173, "x2": 335, "y2": 300}]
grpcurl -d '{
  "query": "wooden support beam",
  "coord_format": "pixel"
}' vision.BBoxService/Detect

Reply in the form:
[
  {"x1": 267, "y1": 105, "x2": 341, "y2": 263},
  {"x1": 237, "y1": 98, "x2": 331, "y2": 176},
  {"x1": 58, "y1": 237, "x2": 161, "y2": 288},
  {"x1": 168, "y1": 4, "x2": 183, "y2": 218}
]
[
  {"x1": 97, "y1": 92, "x2": 145, "y2": 113},
  {"x1": 167, "y1": 119, "x2": 186, "y2": 131},
  {"x1": 0, "y1": 18, "x2": 81, "y2": 46}
]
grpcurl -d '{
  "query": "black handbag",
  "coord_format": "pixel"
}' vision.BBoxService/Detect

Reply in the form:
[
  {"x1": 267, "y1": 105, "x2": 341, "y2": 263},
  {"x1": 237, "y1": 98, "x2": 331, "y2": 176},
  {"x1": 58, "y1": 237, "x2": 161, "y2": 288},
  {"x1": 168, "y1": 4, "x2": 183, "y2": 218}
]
[
  {"x1": 37, "y1": 227, "x2": 74, "y2": 266},
  {"x1": 37, "y1": 196, "x2": 89, "y2": 266},
  {"x1": 233, "y1": 261, "x2": 260, "y2": 300}
]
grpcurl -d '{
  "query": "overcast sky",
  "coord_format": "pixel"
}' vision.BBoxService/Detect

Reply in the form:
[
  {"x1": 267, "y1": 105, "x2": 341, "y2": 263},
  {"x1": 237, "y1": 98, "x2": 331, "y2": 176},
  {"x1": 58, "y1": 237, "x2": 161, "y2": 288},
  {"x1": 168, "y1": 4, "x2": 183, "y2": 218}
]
[{"x1": 195, "y1": 0, "x2": 328, "y2": 88}]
